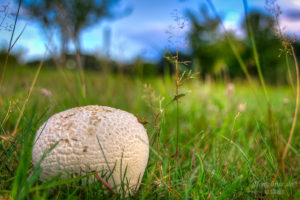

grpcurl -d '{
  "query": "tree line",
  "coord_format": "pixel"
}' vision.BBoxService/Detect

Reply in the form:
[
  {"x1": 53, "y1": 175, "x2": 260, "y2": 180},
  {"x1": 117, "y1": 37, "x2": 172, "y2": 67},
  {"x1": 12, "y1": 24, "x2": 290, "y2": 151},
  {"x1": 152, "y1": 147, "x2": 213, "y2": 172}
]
[{"x1": 2, "y1": 0, "x2": 299, "y2": 84}]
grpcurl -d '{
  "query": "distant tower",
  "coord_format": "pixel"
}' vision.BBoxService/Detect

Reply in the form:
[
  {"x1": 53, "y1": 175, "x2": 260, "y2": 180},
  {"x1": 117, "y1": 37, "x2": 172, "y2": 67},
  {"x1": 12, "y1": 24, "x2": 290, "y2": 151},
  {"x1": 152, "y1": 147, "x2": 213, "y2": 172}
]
[{"x1": 103, "y1": 26, "x2": 111, "y2": 59}]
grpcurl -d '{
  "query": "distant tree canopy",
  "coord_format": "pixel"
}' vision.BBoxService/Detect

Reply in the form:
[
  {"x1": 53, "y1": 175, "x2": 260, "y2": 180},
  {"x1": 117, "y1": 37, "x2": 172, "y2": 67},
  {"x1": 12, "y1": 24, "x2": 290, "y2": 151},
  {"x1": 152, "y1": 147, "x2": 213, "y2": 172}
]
[
  {"x1": 187, "y1": 5, "x2": 287, "y2": 84},
  {"x1": 21, "y1": 0, "x2": 130, "y2": 64}
]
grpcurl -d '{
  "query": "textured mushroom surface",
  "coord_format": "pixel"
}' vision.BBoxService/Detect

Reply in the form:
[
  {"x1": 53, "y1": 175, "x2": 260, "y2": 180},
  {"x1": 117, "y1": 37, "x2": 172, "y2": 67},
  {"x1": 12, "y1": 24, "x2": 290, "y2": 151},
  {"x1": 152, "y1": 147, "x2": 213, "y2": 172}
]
[{"x1": 32, "y1": 105, "x2": 149, "y2": 192}]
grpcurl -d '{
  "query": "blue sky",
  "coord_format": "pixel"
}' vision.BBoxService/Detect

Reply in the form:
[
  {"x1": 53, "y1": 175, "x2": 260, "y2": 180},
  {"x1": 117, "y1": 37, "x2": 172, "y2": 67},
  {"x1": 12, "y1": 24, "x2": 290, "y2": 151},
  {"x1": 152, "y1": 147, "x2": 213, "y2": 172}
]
[{"x1": 1, "y1": 0, "x2": 300, "y2": 63}]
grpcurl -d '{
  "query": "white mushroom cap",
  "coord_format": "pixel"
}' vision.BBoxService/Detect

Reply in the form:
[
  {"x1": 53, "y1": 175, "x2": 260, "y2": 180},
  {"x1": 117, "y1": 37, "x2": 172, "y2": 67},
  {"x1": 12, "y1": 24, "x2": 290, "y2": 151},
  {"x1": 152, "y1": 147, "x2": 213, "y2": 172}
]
[{"x1": 32, "y1": 105, "x2": 149, "y2": 193}]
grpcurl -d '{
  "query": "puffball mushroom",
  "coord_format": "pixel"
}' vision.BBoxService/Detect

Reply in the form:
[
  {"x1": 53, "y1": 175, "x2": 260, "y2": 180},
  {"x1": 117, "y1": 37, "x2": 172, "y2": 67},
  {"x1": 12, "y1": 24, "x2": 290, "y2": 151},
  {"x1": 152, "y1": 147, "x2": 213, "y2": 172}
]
[{"x1": 32, "y1": 105, "x2": 149, "y2": 193}]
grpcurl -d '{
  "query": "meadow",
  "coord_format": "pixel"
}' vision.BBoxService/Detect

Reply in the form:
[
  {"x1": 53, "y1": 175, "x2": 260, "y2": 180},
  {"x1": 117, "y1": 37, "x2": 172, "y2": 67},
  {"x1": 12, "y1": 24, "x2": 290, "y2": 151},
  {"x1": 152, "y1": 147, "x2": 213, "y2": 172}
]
[
  {"x1": 1, "y1": 0, "x2": 300, "y2": 198},
  {"x1": 0, "y1": 66, "x2": 299, "y2": 199}
]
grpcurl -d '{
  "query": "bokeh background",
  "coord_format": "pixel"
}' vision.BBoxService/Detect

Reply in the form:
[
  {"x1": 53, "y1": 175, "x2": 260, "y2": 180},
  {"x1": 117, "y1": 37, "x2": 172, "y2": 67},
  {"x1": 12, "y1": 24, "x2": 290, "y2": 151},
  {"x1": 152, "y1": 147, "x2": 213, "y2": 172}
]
[{"x1": 1, "y1": 0, "x2": 300, "y2": 84}]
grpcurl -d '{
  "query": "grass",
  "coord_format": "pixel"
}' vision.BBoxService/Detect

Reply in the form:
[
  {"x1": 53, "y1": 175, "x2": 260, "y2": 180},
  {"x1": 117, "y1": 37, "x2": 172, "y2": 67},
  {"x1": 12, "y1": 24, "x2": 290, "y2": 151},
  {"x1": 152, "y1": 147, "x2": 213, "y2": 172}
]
[{"x1": 0, "y1": 66, "x2": 299, "y2": 199}]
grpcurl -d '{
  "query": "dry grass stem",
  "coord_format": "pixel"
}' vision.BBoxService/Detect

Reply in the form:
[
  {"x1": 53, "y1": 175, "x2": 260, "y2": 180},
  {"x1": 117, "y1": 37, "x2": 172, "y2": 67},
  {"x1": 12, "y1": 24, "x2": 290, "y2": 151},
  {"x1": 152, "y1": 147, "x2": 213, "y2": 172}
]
[
  {"x1": 281, "y1": 46, "x2": 299, "y2": 177},
  {"x1": 11, "y1": 27, "x2": 56, "y2": 138}
]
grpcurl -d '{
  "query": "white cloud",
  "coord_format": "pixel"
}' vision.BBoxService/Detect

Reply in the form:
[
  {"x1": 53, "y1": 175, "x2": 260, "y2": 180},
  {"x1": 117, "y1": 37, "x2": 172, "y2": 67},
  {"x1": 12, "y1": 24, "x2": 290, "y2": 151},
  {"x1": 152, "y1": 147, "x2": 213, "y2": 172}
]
[
  {"x1": 276, "y1": 0, "x2": 300, "y2": 36},
  {"x1": 279, "y1": 15, "x2": 300, "y2": 36},
  {"x1": 278, "y1": 0, "x2": 300, "y2": 8}
]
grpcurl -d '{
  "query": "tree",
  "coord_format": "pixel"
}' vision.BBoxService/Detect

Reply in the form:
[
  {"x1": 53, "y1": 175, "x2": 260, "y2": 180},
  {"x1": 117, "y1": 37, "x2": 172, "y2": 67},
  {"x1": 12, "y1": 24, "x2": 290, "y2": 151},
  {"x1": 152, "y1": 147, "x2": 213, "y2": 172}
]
[
  {"x1": 21, "y1": 0, "x2": 130, "y2": 65},
  {"x1": 187, "y1": 5, "x2": 288, "y2": 83}
]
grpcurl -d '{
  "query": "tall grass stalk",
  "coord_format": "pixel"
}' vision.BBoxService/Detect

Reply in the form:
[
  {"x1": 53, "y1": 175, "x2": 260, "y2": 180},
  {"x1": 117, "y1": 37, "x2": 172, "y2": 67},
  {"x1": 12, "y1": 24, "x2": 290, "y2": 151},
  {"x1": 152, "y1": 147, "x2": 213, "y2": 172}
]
[
  {"x1": 174, "y1": 47, "x2": 180, "y2": 158},
  {"x1": 242, "y1": 0, "x2": 279, "y2": 168},
  {"x1": 271, "y1": 45, "x2": 299, "y2": 187},
  {"x1": 206, "y1": 0, "x2": 257, "y2": 99},
  {"x1": 243, "y1": 0, "x2": 269, "y2": 104},
  {"x1": 281, "y1": 46, "x2": 299, "y2": 178},
  {"x1": 11, "y1": 28, "x2": 55, "y2": 138},
  {"x1": 0, "y1": 0, "x2": 23, "y2": 90}
]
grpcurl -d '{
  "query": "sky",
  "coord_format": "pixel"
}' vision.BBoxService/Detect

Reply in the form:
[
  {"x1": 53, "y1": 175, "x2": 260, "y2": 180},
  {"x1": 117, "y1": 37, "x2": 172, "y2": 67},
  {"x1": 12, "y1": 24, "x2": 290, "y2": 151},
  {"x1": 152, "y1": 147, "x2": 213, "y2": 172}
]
[{"x1": 1, "y1": 0, "x2": 300, "y2": 63}]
